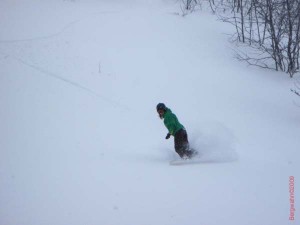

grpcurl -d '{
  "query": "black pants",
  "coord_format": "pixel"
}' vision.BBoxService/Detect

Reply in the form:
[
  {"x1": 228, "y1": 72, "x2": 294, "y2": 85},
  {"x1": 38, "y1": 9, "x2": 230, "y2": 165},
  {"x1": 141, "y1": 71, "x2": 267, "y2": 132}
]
[{"x1": 174, "y1": 129, "x2": 193, "y2": 158}]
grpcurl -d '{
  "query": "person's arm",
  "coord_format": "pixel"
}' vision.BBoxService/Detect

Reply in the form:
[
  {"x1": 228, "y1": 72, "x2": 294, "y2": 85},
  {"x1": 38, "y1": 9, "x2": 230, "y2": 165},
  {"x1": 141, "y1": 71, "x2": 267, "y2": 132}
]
[{"x1": 164, "y1": 115, "x2": 177, "y2": 136}]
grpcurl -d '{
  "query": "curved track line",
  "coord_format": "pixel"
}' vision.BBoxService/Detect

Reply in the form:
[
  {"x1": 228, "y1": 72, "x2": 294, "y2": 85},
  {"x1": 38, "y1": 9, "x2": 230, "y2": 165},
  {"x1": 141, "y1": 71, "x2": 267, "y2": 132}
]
[{"x1": 0, "y1": 49, "x2": 130, "y2": 111}]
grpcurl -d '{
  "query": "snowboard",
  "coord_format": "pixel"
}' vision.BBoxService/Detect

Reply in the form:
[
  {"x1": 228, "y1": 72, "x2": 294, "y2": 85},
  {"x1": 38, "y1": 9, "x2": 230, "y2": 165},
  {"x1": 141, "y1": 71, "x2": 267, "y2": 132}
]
[{"x1": 169, "y1": 158, "x2": 214, "y2": 166}]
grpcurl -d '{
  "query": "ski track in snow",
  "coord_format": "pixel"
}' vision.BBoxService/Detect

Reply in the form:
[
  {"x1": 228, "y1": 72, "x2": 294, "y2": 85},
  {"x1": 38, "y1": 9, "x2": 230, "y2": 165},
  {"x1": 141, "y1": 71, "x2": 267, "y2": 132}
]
[
  {"x1": 0, "y1": 49, "x2": 130, "y2": 111},
  {"x1": 0, "y1": 10, "x2": 130, "y2": 110},
  {"x1": 0, "y1": 11, "x2": 119, "y2": 44},
  {"x1": 0, "y1": 20, "x2": 81, "y2": 44}
]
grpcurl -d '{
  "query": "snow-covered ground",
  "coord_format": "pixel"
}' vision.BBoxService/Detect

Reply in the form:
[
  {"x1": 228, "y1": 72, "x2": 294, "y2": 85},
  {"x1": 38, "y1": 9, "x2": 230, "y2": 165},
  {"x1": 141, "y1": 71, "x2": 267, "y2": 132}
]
[{"x1": 0, "y1": 0, "x2": 299, "y2": 225}]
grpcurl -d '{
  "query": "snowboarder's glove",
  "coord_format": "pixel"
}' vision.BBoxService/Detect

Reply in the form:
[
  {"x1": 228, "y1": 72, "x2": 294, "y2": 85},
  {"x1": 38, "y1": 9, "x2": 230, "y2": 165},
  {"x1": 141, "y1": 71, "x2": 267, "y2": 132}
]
[{"x1": 165, "y1": 133, "x2": 171, "y2": 139}]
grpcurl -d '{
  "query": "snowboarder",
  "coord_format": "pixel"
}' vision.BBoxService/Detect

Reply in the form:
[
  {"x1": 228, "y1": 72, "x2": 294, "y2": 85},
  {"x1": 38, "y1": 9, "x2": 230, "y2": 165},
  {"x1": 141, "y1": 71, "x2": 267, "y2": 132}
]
[{"x1": 156, "y1": 103, "x2": 196, "y2": 159}]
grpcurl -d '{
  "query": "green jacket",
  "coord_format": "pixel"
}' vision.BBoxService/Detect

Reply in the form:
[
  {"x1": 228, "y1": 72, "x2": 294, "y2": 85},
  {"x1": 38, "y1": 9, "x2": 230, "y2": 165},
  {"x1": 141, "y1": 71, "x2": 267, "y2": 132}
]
[{"x1": 163, "y1": 108, "x2": 184, "y2": 136}]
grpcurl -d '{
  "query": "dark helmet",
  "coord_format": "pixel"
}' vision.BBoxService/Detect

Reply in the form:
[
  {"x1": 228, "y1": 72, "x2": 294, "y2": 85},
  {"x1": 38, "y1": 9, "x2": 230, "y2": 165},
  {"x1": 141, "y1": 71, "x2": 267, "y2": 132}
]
[{"x1": 156, "y1": 103, "x2": 166, "y2": 112}]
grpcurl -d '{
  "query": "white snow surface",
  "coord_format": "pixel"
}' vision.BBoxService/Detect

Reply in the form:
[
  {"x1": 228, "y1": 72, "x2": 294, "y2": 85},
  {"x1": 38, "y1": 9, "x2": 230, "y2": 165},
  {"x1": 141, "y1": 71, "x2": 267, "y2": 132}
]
[{"x1": 0, "y1": 0, "x2": 299, "y2": 225}]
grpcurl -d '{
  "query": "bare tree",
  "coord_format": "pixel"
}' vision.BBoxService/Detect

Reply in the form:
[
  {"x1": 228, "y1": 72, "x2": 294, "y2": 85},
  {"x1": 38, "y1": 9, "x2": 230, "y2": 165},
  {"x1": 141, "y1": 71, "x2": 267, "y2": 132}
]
[
  {"x1": 211, "y1": 0, "x2": 300, "y2": 77},
  {"x1": 180, "y1": 0, "x2": 200, "y2": 15},
  {"x1": 291, "y1": 79, "x2": 300, "y2": 97},
  {"x1": 176, "y1": 0, "x2": 299, "y2": 76}
]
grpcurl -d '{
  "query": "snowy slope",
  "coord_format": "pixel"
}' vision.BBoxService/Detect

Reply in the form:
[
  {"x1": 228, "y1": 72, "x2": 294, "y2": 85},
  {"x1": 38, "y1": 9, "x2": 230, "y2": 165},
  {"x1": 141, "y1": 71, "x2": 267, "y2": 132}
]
[{"x1": 0, "y1": 0, "x2": 299, "y2": 225}]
